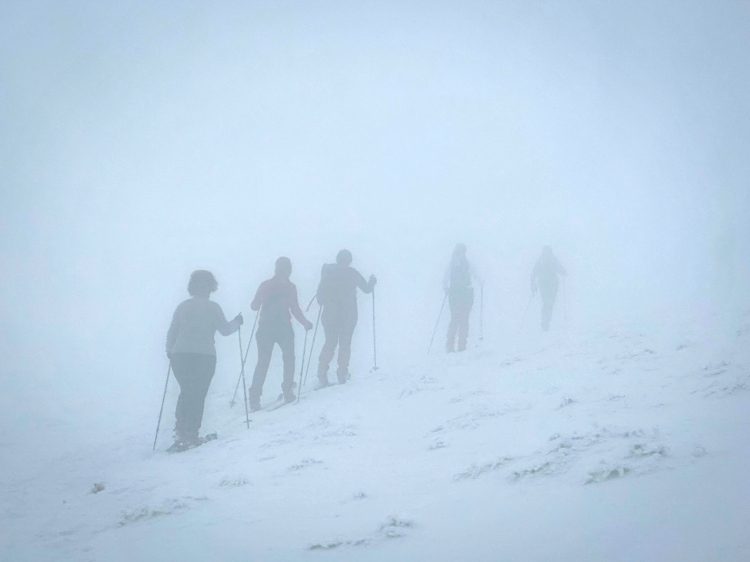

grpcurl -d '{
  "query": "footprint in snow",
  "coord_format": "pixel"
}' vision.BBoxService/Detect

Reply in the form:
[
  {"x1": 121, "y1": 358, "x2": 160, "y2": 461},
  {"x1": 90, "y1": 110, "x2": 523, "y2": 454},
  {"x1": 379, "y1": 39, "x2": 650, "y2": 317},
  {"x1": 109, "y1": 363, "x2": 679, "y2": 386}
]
[
  {"x1": 288, "y1": 458, "x2": 323, "y2": 471},
  {"x1": 219, "y1": 476, "x2": 249, "y2": 487}
]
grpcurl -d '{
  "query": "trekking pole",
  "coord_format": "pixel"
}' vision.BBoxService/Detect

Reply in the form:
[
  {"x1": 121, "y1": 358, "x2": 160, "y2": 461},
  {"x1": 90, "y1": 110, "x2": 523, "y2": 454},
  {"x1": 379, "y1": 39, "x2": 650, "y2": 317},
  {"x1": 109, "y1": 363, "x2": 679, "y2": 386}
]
[
  {"x1": 427, "y1": 294, "x2": 448, "y2": 354},
  {"x1": 371, "y1": 288, "x2": 378, "y2": 371},
  {"x1": 306, "y1": 293, "x2": 317, "y2": 312},
  {"x1": 152, "y1": 363, "x2": 172, "y2": 451},
  {"x1": 479, "y1": 283, "x2": 484, "y2": 342},
  {"x1": 230, "y1": 310, "x2": 259, "y2": 407},
  {"x1": 238, "y1": 326, "x2": 250, "y2": 429},
  {"x1": 517, "y1": 293, "x2": 534, "y2": 338},
  {"x1": 301, "y1": 305, "x2": 322, "y2": 392},
  {"x1": 295, "y1": 329, "x2": 309, "y2": 405}
]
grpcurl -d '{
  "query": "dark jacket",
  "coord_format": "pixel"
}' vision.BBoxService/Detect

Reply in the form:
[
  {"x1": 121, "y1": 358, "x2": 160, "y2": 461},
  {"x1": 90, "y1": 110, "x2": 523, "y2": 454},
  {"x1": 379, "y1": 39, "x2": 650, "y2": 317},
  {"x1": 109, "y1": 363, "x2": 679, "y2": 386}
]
[{"x1": 316, "y1": 263, "x2": 374, "y2": 314}]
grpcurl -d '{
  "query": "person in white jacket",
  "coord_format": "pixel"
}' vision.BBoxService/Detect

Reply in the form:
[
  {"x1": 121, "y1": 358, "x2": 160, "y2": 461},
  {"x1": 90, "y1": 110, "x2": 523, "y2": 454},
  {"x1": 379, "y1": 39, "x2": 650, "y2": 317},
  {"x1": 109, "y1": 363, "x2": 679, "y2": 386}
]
[{"x1": 166, "y1": 270, "x2": 242, "y2": 450}]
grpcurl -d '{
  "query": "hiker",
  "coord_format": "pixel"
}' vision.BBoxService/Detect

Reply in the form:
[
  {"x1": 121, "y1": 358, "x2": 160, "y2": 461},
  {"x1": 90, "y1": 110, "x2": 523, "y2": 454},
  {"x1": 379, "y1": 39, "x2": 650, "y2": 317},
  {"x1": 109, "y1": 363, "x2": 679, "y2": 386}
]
[
  {"x1": 166, "y1": 270, "x2": 243, "y2": 451},
  {"x1": 530, "y1": 245, "x2": 567, "y2": 331},
  {"x1": 444, "y1": 243, "x2": 482, "y2": 352},
  {"x1": 316, "y1": 249, "x2": 376, "y2": 387},
  {"x1": 248, "y1": 257, "x2": 312, "y2": 410}
]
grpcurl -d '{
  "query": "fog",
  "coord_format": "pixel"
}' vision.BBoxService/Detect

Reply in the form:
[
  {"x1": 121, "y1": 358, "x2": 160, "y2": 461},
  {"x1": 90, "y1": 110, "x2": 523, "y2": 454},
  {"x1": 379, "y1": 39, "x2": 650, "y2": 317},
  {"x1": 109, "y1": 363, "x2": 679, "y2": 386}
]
[{"x1": 1, "y1": 0, "x2": 749, "y2": 551}]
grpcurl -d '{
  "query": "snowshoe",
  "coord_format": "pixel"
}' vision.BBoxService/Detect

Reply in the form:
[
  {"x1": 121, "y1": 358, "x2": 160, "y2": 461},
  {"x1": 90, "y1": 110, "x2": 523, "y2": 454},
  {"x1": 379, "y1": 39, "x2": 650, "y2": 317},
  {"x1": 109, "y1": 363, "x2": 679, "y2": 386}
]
[
  {"x1": 166, "y1": 441, "x2": 187, "y2": 454},
  {"x1": 166, "y1": 433, "x2": 217, "y2": 454},
  {"x1": 265, "y1": 393, "x2": 288, "y2": 411}
]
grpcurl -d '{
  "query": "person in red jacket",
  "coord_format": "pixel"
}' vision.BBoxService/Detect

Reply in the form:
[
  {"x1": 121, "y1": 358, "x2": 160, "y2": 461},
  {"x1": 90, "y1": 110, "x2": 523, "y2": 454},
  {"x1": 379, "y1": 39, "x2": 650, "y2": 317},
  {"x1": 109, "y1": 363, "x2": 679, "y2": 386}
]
[
  {"x1": 315, "y1": 249, "x2": 376, "y2": 387},
  {"x1": 248, "y1": 257, "x2": 313, "y2": 410}
]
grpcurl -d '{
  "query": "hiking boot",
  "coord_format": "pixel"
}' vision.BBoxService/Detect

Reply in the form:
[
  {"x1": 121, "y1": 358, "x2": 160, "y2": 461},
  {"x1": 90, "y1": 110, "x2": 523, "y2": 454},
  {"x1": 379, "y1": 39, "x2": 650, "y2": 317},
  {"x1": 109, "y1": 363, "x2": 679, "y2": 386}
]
[
  {"x1": 283, "y1": 390, "x2": 296, "y2": 403},
  {"x1": 315, "y1": 374, "x2": 329, "y2": 390},
  {"x1": 337, "y1": 371, "x2": 348, "y2": 384},
  {"x1": 248, "y1": 396, "x2": 261, "y2": 412}
]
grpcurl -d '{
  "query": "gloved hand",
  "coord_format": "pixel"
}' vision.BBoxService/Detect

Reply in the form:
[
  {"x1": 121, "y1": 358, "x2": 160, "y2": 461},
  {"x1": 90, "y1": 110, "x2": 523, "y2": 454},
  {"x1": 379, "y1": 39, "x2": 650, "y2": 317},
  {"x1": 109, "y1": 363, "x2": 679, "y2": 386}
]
[
  {"x1": 234, "y1": 313, "x2": 244, "y2": 326},
  {"x1": 304, "y1": 320, "x2": 313, "y2": 331},
  {"x1": 369, "y1": 275, "x2": 377, "y2": 286}
]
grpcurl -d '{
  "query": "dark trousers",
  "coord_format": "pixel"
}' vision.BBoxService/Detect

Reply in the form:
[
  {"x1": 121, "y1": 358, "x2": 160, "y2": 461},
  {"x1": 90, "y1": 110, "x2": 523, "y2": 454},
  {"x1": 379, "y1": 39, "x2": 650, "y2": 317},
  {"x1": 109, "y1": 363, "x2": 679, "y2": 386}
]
[
  {"x1": 318, "y1": 307, "x2": 358, "y2": 382},
  {"x1": 540, "y1": 283, "x2": 558, "y2": 331},
  {"x1": 447, "y1": 287, "x2": 474, "y2": 351},
  {"x1": 171, "y1": 353, "x2": 216, "y2": 442},
  {"x1": 249, "y1": 322, "x2": 295, "y2": 400}
]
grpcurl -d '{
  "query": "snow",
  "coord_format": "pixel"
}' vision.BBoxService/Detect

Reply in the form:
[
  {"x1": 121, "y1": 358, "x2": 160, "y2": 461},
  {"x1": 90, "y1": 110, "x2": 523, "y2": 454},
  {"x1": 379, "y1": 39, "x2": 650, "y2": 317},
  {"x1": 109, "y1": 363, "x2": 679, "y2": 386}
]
[{"x1": 3, "y1": 310, "x2": 749, "y2": 561}]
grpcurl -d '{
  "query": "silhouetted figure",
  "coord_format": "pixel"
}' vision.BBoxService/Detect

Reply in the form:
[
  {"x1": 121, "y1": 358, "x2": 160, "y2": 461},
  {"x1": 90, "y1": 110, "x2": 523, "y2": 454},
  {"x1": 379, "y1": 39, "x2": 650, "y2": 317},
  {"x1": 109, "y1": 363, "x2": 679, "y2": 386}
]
[
  {"x1": 316, "y1": 249, "x2": 376, "y2": 386},
  {"x1": 248, "y1": 257, "x2": 312, "y2": 409},
  {"x1": 444, "y1": 243, "x2": 481, "y2": 352},
  {"x1": 531, "y1": 245, "x2": 567, "y2": 331},
  {"x1": 166, "y1": 270, "x2": 243, "y2": 451}
]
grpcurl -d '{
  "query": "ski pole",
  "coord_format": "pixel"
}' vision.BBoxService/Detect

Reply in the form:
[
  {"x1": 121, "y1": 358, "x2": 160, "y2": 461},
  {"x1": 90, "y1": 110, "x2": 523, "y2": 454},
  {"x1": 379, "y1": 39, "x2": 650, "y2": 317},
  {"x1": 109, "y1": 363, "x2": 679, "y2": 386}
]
[
  {"x1": 238, "y1": 326, "x2": 250, "y2": 429},
  {"x1": 152, "y1": 363, "x2": 172, "y2": 451},
  {"x1": 230, "y1": 310, "x2": 259, "y2": 407},
  {"x1": 295, "y1": 329, "x2": 310, "y2": 405},
  {"x1": 517, "y1": 293, "x2": 534, "y2": 338},
  {"x1": 479, "y1": 283, "x2": 484, "y2": 342},
  {"x1": 427, "y1": 294, "x2": 448, "y2": 354},
  {"x1": 372, "y1": 288, "x2": 378, "y2": 371},
  {"x1": 301, "y1": 305, "x2": 322, "y2": 392}
]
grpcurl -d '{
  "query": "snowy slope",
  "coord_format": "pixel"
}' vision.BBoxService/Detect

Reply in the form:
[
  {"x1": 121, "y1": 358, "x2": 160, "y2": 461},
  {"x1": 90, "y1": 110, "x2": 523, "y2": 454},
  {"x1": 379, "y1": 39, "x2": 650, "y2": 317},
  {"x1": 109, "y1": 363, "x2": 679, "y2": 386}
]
[{"x1": 2, "y1": 311, "x2": 750, "y2": 561}]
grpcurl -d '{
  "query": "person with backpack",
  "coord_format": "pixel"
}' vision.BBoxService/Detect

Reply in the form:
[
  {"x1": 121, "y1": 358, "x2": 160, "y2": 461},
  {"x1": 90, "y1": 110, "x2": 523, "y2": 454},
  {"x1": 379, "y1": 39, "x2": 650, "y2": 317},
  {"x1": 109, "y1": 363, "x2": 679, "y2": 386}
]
[
  {"x1": 247, "y1": 257, "x2": 312, "y2": 410},
  {"x1": 530, "y1": 245, "x2": 567, "y2": 331},
  {"x1": 315, "y1": 249, "x2": 376, "y2": 387},
  {"x1": 165, "y1": 270, "x2": 243, "y2": 452},
  {"x1": 444, "y1": 243, "x2": 482, "y2": 352}
]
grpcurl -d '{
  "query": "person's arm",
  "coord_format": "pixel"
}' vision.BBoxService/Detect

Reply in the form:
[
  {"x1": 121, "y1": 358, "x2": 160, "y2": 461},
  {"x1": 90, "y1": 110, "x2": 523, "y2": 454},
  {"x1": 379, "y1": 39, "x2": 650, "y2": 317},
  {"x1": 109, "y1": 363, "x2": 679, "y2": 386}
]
[
  {"x1": 165, "y1": 305, "x2": 182, "y2": 357},
  {"x1": 251, "y1": 281, "x2": 267, "y2": 312},
  {"x1": 355, "y1": 269, "x2": 376, "y2": 294},
  {"x1": 290, "y1": 285, "x2": 313, "y2": 330},
  {"x1": 316, "y1": 265, "x2": 327, "y2": 306},
  {"x1": 215, "y1": 303, "x2": 243, "y2": 336}
]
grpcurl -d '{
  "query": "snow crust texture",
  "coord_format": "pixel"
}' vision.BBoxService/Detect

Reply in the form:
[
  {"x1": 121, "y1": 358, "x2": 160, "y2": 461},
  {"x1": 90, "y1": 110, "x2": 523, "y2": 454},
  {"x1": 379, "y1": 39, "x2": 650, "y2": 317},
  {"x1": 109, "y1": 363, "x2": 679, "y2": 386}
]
[{"x1": 2, "y1": 313, "x2": 750, "y2": 561}]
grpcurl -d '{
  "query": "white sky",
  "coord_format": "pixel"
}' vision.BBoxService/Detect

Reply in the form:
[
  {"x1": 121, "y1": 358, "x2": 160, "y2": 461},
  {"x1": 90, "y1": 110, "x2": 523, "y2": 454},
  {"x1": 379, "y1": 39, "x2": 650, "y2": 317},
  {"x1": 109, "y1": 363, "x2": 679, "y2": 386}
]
[{"x1": 1, "y1": 1, "x2": 748, "y2": 428}]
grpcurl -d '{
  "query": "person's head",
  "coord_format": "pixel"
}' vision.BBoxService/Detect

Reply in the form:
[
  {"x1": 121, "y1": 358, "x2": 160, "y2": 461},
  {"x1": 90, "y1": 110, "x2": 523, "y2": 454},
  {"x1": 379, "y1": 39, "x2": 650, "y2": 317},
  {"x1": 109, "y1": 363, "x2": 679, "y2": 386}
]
[
  {"x1": 336, "y1": 249, "x2": 353, "y2": 266},
  {"x1": 188, "y1": 270, "x2": 218, "y2": 297},
  {"x1": 453, "y1": 243, "x2": 467, "y2": 257},
  {"x1": 542, "y1": 245, "x2": 553, "y2": 258},
  {"x1": 275, "y1": 256, "x2": 292, "y2": 277}
]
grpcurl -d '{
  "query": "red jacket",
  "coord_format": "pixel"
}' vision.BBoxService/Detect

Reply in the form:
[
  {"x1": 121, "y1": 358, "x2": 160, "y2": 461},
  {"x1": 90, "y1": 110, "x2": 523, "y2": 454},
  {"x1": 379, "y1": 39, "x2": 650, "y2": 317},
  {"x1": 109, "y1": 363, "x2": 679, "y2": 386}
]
[{"x1": 251, "y1": 275, "x2": 308, "y2": 327}]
